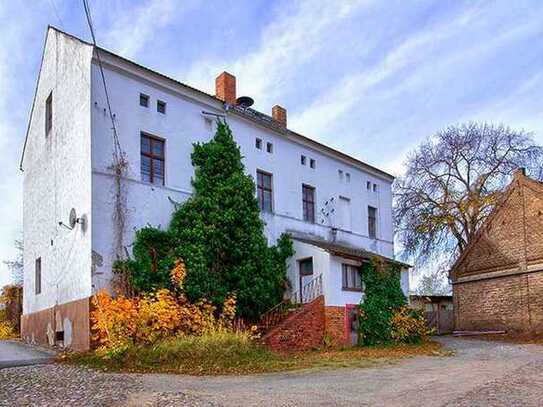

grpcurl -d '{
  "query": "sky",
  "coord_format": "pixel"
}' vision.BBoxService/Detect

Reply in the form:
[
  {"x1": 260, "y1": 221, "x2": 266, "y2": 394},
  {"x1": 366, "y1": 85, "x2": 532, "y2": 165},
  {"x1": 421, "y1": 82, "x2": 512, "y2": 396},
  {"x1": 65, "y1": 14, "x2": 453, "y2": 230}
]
[{"x1": 1, "y1": 0, "x2": 542, "y2": 289}]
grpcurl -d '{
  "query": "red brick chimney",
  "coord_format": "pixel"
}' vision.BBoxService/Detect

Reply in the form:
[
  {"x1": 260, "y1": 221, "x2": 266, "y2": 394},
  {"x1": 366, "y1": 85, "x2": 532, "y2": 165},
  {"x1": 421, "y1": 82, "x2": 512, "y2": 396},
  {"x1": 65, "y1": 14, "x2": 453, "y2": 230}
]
[
  {"x1": 272, "y1": 105, "x2": 287, "y2": 127},
  {"x1": 513, "y1": 167, "x2": 526, "y2": 179},
  {"x1": 215, "y1": 72, "x2": 236, "y2": 105}
]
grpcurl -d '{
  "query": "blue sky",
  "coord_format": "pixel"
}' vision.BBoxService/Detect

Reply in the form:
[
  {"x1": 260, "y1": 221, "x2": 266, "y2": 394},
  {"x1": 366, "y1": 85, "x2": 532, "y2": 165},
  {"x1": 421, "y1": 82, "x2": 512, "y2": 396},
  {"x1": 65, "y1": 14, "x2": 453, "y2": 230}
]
[{"x1": 1, "y1": 1, "x2": 542, "y2": 288}]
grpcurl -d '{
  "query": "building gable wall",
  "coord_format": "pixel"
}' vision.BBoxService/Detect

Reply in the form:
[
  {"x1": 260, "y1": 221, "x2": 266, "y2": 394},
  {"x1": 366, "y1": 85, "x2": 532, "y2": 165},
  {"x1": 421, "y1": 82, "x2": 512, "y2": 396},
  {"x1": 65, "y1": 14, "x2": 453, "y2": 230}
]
[
  {"x1": 22, "y1": 28, "x2": 94, "y2": 315},
  {"x1": 452, "y1": 173, "x2": 543, "y2": 333}
]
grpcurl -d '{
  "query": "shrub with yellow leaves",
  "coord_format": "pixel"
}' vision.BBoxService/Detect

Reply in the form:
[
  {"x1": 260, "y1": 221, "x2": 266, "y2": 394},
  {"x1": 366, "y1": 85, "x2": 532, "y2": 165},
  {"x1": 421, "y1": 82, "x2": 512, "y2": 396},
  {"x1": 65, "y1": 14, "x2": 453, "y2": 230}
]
[
  {"x1": 390, "y1": 306, "x2": 432, "y2": 344},
  {"x1": 91, "y1": 264, "x2": 242, "y2": 353},
  {"x1": 170, "y1": 259, "x2": 187, "y2": 289}
]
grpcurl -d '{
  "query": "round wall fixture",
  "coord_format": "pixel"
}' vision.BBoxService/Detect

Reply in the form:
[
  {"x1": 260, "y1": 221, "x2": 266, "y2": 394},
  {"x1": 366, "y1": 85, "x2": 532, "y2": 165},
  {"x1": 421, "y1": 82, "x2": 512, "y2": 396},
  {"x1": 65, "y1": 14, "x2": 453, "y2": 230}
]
[{"x1": 69, "y1": 208, "x2": 77, "y2": 229}]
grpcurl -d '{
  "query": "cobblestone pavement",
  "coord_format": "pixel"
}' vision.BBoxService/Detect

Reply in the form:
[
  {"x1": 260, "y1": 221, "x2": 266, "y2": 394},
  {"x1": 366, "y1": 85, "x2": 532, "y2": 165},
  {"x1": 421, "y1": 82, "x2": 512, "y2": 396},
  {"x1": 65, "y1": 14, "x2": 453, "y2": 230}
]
[
  {"x1": 1, "y1": 337, "x2": 542, "y2": 406},
  {"x1": 0, "y1": 364, "x2": 216, "y2": 407}
]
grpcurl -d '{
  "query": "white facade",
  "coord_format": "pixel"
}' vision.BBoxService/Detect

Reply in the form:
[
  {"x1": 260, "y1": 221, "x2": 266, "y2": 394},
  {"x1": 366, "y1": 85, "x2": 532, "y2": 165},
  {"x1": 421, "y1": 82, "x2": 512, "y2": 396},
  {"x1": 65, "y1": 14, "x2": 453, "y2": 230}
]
[{"x1": 22, "y1": 28, "x2": 408, "y2": 317}]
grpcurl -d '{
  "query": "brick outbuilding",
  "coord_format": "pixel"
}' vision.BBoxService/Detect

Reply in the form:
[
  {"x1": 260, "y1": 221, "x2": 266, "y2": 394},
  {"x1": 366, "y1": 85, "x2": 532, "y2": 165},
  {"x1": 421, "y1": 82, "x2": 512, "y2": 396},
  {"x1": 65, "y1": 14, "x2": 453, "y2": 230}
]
[{"x1": 450, "y1": 169, "x2": 543, "y2": 334}]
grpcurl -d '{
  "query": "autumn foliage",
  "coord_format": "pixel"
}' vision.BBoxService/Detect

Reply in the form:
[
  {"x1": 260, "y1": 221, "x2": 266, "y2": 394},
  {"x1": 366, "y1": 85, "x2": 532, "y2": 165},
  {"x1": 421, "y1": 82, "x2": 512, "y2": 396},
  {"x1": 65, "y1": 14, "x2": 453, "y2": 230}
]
[
  {"x1": 91, "y1": 260, "x2": 239, "y2": 356},
  {"x1": 390, "y1": 306, "x2": 432, "y2": 344}
]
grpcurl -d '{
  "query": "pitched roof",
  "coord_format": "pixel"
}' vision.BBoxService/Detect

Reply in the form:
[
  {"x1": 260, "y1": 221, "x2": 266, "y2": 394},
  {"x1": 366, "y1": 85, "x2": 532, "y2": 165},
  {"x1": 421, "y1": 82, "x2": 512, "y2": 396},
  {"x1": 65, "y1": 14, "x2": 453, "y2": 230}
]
[
  {"x1": 21, "y1": 26, "x2": 394, "y2": 181},
  {"x1": 291, "y1": 235, "x2": 411, "y2": 268}
]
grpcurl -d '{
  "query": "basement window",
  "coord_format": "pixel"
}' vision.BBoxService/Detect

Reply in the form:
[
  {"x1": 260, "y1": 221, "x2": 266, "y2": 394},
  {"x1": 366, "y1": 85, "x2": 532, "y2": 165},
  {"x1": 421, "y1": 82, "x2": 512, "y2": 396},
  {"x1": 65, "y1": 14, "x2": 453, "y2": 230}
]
[
  {"x1": 157, "y1": 100, "x2": 166, "y2": 114},
  {"x1": 139, "y1": 93, "x2": 149, "y2": 107}
]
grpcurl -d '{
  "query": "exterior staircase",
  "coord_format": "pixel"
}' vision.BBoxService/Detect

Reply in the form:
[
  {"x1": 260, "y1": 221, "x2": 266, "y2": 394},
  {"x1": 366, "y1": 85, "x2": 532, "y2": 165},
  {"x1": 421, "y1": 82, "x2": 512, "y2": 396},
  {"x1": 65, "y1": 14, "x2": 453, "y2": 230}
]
[
  {"x1": 259, "y1": 274, "x2": 323, "y2": 331},
  {"x1": 259, "y1": 274, "x2": 325, "y2": 352}
]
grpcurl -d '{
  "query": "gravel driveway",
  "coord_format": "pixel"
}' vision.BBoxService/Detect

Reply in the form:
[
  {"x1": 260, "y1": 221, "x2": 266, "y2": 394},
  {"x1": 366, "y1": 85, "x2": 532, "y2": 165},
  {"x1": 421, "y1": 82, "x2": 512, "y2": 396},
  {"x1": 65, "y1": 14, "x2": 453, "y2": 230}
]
[{"x1": 1, "y1": 337, "x2": 542, "y2": 406}]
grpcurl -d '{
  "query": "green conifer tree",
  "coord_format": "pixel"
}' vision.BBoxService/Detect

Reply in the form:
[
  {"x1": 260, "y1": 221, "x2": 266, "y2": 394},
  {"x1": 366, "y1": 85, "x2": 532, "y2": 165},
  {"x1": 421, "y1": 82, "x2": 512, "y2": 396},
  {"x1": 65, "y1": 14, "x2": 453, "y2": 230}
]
[{"x1": 126, "y1": 121, "x2": 293, "y2": 318}]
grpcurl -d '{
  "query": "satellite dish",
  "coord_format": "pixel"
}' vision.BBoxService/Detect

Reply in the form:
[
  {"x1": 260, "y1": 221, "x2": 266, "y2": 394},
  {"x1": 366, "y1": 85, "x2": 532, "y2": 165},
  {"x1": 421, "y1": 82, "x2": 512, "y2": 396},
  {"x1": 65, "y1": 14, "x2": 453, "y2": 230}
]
[
  {"x1": 69, "y1": 208, "x2": 77, "y2": 229},
  {"x1": 236, "y1": 96, "x2": 254, "y2": 109}
]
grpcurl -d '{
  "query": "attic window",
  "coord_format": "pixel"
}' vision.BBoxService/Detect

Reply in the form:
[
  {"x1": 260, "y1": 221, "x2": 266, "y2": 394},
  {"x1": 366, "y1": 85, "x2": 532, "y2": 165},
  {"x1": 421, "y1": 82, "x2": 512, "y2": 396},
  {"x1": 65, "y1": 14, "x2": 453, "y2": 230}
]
[
  {"x1": 255, "y1": 138, "x2": 262, "y2": 149},
  {"x1": 301, "y1": 155, "x2": 307, "y2": 165},
  {"x1": 373, "y1": 183, "x2": 378, "y2": 192},
  {"x1": 140, "y1": 93, "x2": 149, "y2": 107},
  {"x1": 45, "y1": 91, "x2": 53, "y2": 136},
  {"x1": 346, "y1": 173, "x2": 351, "y2": 183},
  {"x1": 366, "y1": 181, "x2": 371, "y2": 190},
  {"x1": 266, "y1": 142, "x2": 273, "y2": 153},
  {"x1": 310, "y1": 159, "x2": 316, "y2": 169},
  {"x1": 157, "y1": 100, "x2": 166, "y2": 114}
]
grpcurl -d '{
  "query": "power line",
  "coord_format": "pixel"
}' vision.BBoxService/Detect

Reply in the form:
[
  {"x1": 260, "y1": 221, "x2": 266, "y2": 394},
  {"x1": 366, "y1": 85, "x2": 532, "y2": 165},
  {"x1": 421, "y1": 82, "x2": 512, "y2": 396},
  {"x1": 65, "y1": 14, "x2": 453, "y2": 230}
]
[
  {"x1": 82, "y1": 0, "x2": 123, "y2": 160},
  {"x1": 48, "y1": 0, "x2": 65, "y2": 29}
]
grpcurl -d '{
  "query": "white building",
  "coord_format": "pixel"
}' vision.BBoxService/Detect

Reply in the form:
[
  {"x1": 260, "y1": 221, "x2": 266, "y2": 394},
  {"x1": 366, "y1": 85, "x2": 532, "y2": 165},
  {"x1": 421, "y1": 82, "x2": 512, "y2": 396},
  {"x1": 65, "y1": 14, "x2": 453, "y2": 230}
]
[{"x1": 20, "y1": 27, "x2": 409, "y2": 350}]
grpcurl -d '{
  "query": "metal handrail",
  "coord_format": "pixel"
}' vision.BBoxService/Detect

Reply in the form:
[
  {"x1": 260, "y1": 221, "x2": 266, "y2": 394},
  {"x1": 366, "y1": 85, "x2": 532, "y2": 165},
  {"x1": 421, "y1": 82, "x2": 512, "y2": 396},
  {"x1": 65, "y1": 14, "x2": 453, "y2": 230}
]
[{"x1": 259, "y1": 274, "x2": 323, "y2": 331}]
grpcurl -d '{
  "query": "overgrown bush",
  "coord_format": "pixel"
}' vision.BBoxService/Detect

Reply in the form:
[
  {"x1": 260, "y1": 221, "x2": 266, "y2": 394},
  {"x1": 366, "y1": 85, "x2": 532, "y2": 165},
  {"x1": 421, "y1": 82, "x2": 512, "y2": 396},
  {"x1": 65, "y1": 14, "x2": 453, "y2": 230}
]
[
  {"x1": 117, "y1": 121, "x2": 293, "y2": 319},
  {"x1": 390, "y1": 306, "x2": 432, "y2": 344},
  {"x1": 358, "y1": 258, "x2": 407, "y2": 345},
  {"x1": 0, "y1": 317, "x2": 17, "y2": 339},
  {"x1": 0, "y1": 284, "x2": 22, "y2": 339}
]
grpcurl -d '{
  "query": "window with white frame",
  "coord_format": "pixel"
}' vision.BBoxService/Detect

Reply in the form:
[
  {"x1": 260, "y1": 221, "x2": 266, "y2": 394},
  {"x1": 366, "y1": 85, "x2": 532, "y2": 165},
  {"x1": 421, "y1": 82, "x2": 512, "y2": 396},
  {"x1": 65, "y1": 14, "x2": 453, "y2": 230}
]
[
  {"x1": 257, "y1": 170, "x2": 273, "y2": 212},
  {"x1": 342, "y1": 264, "x2": 362, "y2": 291},
  {"x1": 368, "y1": 206, "x2": 377, "y2": 239}
]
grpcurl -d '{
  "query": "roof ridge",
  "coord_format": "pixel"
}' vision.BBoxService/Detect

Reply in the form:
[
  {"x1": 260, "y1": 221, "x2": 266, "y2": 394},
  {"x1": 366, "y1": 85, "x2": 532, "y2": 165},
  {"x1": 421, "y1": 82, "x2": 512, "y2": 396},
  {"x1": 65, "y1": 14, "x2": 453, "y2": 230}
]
[{"x1": 37, "y1": 27, "x2": 395, "y2": 181}]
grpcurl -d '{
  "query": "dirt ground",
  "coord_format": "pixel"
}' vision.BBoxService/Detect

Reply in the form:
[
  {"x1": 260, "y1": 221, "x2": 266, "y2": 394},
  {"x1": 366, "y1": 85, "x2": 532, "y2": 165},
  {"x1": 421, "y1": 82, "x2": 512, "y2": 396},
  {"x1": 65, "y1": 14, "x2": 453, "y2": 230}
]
[{"x1": 1, "y1": 336, "x2": 543, "y2": 406}]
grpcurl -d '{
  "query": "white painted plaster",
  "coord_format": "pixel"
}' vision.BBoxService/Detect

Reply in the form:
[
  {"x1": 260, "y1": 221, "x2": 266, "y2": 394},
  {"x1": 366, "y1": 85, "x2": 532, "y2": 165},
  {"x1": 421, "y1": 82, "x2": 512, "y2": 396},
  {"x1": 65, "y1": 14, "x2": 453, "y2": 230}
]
[
  {"x1": 23, "y1": 29, "x2": 407, "y2": 316},
  {"x1": 22, "y1": 28, "x2": 94, "y2": 314}
]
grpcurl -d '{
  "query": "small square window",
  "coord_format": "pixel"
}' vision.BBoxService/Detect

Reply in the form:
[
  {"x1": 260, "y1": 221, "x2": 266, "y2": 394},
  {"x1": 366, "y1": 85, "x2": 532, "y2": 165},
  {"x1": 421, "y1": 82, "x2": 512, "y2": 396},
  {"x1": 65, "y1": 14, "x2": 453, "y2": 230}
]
[
  {"x1": 310, "y1": 159, "x2": 316, "y2": 169},
  {"x1": 140, "y1": 93, "x2": 149, "y2": 107},
  {"x1": 373, "y1": 183, "x2": 378, "y2": 192},
  {"x1": 256, "y1": 138, "x2": 262, "y2": 149},
  {"x1": 157, "y1": 100, "x2": 166, "y2": 114},
  {"x1": 301, "y1": 155, "x2": 307, "y2": 165},
  {"x1": 267, "y1": 142, "x2": 273, "y2": 153},
  {"x1": 366, "y1": 181, "x2": 371, "y2": 190}
]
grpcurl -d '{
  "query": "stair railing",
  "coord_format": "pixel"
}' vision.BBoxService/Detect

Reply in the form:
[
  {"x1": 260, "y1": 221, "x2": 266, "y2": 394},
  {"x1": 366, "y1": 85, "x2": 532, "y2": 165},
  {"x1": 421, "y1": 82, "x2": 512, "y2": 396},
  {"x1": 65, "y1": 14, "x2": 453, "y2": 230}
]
[{"x1": 259, "y1": 274, "x2": 323, "y2": 331}]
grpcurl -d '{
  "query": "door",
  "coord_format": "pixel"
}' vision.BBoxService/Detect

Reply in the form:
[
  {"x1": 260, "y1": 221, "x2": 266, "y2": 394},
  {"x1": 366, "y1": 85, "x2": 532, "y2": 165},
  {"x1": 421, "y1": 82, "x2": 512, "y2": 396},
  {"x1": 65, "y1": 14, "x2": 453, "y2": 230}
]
[{"x1": 298, "y1": 258, "x2": 314, "y2": 303}]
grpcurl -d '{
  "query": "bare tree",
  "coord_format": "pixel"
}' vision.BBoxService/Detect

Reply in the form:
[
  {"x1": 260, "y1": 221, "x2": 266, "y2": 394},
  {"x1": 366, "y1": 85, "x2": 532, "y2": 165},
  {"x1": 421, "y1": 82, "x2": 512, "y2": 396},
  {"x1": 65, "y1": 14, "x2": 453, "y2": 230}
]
[
  {"x1": 416, "y1": 271, "x2": 450, "y2": 296},
  {"x1": 3, "y1": 239, "x2": 23, "y2": 285},
  {"x1": 395, "y1": 122, "x2": 543, "y2": 265}
]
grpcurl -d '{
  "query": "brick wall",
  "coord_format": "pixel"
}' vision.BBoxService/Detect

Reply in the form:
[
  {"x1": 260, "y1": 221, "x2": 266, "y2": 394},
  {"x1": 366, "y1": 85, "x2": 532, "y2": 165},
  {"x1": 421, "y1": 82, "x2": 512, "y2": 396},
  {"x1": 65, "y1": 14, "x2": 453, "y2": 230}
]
[
  {"x1": 264, "y1": 296, "x2": 325, "y2": 352},
  {"x1": 452, "y1": 173, "x2": 543, "y2": 333},
  {"x1": 324, "y1": 306, "x2": 347, "y2": 346}
]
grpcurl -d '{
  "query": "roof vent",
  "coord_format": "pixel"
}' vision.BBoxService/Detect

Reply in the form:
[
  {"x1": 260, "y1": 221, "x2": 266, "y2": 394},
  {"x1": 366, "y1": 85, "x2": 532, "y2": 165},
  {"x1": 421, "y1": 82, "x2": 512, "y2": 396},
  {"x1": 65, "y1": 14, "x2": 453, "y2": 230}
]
[{"x1": 236, "y1": 96, "x2": 254, "y2": 109}]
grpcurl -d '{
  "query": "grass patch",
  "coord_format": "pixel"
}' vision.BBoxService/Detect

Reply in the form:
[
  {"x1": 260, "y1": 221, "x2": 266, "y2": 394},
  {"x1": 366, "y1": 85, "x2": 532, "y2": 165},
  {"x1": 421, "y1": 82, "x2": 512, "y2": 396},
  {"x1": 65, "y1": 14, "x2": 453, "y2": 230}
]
[{"x1": 62, "y1": 332, "x2": 448, "y2": 376}]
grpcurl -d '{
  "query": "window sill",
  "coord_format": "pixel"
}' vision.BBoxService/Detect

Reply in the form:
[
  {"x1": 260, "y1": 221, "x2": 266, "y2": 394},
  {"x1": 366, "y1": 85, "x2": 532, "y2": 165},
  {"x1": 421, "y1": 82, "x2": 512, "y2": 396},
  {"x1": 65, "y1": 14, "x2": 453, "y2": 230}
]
[{"x1": 342, "y1": 287, "x2": 363, "y2": 292}]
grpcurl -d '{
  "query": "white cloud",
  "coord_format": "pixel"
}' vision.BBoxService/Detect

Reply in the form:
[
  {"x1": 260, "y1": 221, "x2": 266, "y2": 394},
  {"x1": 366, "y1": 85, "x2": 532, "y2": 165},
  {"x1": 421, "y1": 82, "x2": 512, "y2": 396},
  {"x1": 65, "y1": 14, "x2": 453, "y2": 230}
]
[
  {"x1": 289, "y1": 6, "x2": 483, "y2": 137},
  {"x1": 101, "y1": 0, "x2": 198, "y2": 58},
  {"x1": 183, "y1": 0, "x2": 372, "y2": 108}
]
